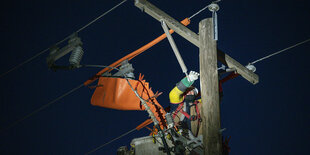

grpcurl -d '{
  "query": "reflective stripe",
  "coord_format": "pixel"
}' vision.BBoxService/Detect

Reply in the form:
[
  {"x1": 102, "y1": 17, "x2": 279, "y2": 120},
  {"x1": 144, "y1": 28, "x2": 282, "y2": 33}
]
[
  {"x1": 169, "y1": 86, "x2": 184, "y2": 103},
  {"x1": 180, "y1": 77, "x2": 194, "y2": 88},
  {"x1": 176, "y1": 78, "x2": 188, "y2": 92}
]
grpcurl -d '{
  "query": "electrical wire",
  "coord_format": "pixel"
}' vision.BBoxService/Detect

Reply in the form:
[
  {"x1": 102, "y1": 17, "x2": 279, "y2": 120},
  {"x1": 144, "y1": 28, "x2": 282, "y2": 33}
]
[
  {"x1": 0, "y1": 84, "x2": 84, "y2": 133},
  {"x1": 0, "y1": 0, "x2": 127, "y2": 79},
  {"x1": 188, "y1": 0, "x2": 221, "y2": 20},
  {"x1": 250, "y1": 38, "x2": 310, "y2": 65},
  {"x1": 85, "y1": 128, "x2": 137, "y2": 155},
  {"x1": 1, "y1": 64, "x2": 123, "y2": 132},
  {"x1": 76, "y1": 0, "x2": 127, "y2": 33},
  {"x1": 189, "y1": 5, "x2": 210, "y2": 20},
  {"x1": 0, "y1": 35, "x2": 72, "y2": 78}
]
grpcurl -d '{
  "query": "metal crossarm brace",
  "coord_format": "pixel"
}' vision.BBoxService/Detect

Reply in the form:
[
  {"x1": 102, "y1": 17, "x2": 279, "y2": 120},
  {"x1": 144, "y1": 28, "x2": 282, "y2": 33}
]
[
  {"x1": 135, "y1": 0, "x2": 259, "y2": 84},
  {"x1": 161, "y1": 20, "x2": 188, "y2": 76}
]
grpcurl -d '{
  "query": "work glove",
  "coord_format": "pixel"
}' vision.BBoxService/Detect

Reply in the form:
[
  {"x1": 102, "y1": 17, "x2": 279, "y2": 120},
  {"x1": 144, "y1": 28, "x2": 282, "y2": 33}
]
[{"x1": 187, "y1": 71, "x2": 200, "y2": 82}]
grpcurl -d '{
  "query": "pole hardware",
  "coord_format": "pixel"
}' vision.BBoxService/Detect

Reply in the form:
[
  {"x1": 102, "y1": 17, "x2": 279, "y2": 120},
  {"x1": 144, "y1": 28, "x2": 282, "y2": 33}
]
[
  {"x1": 208, "y1": 0, "x2": 220, "y2": 40},
  {"x1": 46, "y1": 33, "x2": 84, "y2": 71}
]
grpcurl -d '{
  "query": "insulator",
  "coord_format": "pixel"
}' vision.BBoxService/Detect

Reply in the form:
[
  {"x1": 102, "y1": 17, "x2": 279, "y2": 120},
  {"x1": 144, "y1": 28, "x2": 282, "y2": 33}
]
[
  {"x1": 124, "y1": 72, "x2": 135, "y2": 79},
  {"x1": 165, "y1": 113, "x2": 174, "y2": 129},
  {"x1": 49, "y1": 46, "x2": 59, "y2": 56},
  {"x1": 208, "y1": 3, "x2": 220, "y2": 40},
  {"x1": 69, "y1": 46, "x2": 83, "y2": 66},
  {"x1": 113, "y1": 60, "x2": 135, "y2": 78},
  {"x1": 246, "y1": 64, "x2": 256, "y2": 72}
]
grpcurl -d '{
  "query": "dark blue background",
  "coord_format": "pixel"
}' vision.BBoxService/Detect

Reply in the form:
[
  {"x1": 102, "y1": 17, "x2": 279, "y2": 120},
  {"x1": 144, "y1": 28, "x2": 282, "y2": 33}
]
[{"x1": 0, "y1": 0, "x2": 309, "y2": 154}]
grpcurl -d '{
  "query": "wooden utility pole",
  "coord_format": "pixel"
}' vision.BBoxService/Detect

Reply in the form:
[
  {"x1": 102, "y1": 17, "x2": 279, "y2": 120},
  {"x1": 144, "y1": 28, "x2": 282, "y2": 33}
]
[{"x1": 199, "y1": 18, "x2": 222, "y2": 155}]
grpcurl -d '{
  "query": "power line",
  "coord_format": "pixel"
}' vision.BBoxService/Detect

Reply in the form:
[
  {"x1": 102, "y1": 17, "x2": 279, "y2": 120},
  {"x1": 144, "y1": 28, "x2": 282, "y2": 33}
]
[
  {"x1": 189, "y1": 0, "x2": 221, "y2": 20},
  {"x1": 0, "y1": 36, "x2": 69, "y2": 78},
  {"x1": 0, "y1": 84, "x2": 84, "y2": 133},
  {"x1": 77, "y1": 0, "x2": 127, "y2": 33},
  {"x1": 0, "y1": 65, "x2": 117, "y2": 132},
  {"x1": 0, "y1": 0, "x2": 127, "y2": 79},
  {"x1": 0, "y1": 48, "x2": 48, "y2": 78},
  {"x1": 188, "y1": 4, "x2": 210, "y2": 20},
  {"x1": 85, "y1": 128, "x2": 137, "y2": 155},
  {"x1": 250, "y1": 38, "x2": 310, "y2": 65}
]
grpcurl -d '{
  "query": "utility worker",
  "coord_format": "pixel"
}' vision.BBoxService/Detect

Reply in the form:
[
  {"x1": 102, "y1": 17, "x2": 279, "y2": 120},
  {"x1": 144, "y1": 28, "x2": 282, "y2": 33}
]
[
  {"x1": 168, "y1": 70, "x2": 238, "y2": 133},
  {"x1": 169, "y1": 71, "x2": 200, "y2": 131}
]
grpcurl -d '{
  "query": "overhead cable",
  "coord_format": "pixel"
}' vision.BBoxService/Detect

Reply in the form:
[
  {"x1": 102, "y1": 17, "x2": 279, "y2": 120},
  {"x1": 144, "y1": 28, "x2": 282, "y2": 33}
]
[
  {"x1": 189, "y1": 5, "x2": 210, "y2": 20},
  {"x1": 189, "y1": 0, "x2": 221, "y2": 20},
  {"x1": 250, "y1": 38, "x2": 310, "y2": 65},
  {"x1": 76, "y1": 0, "x2": 127, "y2": 33},
  {"x1": 0, "y1": 34, "x2": 69, "y2": 78},
  {"x1": 85, "y1": 128, "x2": 137, "y2": 155},
  {"x1": 0, "y1": 0, "x2": 127, "y2": 78},
  {"x1": 0, "y1": 84, "x2": 84, "y2": 133}
]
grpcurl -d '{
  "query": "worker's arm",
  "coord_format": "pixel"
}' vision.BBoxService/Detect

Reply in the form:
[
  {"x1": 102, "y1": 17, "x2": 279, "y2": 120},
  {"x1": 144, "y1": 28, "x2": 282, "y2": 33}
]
[{"x1": 169, "y1": 71, "x2": 199, "y2": 103}]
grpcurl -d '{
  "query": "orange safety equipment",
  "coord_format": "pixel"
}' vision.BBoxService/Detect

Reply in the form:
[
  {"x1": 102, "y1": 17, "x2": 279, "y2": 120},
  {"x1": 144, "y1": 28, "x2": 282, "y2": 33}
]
[{"x1": 91, "y1": 74, "x2": 167, "y2": 128}]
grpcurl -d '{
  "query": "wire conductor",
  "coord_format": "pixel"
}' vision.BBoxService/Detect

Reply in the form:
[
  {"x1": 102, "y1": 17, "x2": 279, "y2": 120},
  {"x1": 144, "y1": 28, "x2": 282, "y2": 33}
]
[{"x1": 250, "y1": 38, "x2": 310, "y2": 65}]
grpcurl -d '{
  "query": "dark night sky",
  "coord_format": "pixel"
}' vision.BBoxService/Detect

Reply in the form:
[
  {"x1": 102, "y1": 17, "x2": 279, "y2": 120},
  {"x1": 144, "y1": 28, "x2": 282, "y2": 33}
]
[{"x1": 0, "y1": 0, "x2": 309, "y2": 154}]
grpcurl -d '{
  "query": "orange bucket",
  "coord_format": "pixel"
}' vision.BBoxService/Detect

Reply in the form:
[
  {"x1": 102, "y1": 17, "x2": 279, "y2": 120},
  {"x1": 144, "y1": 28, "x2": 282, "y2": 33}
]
[{"x1": 91, "y1": 76, "x2": 166, "y2": 127}]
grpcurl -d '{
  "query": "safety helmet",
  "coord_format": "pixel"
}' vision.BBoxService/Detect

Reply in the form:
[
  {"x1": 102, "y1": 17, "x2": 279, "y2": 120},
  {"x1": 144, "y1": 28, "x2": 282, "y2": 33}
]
[{"x1": 184, "y1": 86, "x2": 199, "y2": 96}]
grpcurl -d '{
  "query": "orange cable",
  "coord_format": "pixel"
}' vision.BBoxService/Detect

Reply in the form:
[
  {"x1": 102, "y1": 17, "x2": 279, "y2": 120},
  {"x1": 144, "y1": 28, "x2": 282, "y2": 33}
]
[{"x1": 84, "y1": 18, "x2": 191, "y2": 86}]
